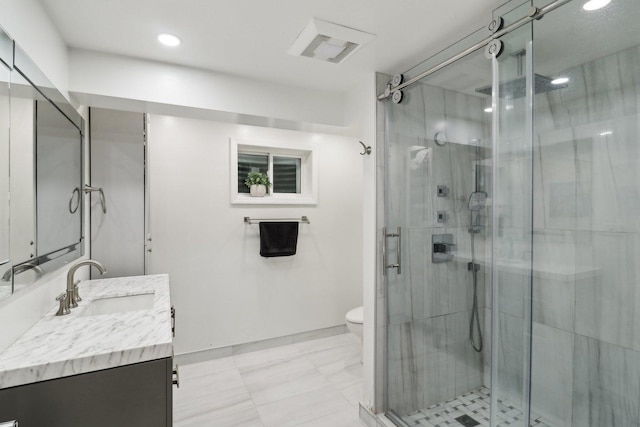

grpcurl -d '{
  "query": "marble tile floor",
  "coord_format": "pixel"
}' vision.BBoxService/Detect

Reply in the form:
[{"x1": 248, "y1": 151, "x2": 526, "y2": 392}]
[
  {"x1": 173, "y1": 332, "x2": 366, "y2": 427},
  {"x1": 402, "y1": 387, "x2": 555, "y2": 427}
]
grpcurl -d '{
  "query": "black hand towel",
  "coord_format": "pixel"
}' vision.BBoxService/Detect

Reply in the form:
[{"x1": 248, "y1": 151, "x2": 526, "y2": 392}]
[{"x1": 259, "y1": 222, "x2": 299, "y2": 257}]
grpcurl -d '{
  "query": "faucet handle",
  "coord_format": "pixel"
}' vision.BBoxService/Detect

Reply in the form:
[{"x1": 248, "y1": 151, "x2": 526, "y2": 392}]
[
  {"x1": 74, "y1": 281, "x2": 82, "y2": 302},
  {"x1": 69, "y1": 286, "x2": 79, "y2": 309},
  {"x1": 55, "y1": 293, "x2": 70, "y2": 316}
]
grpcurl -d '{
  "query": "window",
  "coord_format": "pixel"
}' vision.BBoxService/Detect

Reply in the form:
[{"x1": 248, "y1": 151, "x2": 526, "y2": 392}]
[
  {"x1": 272, "y1": 156, "x2": 301, "y2": 194},
  {"x1": 236, "y1": 153, "x2": 302, "y2": 195},
  {"x1": 237, "y1": 153, "x2": 268, "y2": 194},
  {"x1": 230, "y1": 138, "x2": 317, "y2": 205}
]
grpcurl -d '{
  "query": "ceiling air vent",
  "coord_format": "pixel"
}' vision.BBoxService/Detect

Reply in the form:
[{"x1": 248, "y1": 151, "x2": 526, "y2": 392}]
[{"x1": 287, "y1": 18, "x2": 375, "y2": 64}]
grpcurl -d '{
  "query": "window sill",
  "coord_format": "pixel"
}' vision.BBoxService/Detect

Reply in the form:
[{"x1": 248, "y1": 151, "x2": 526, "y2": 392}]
[{"x1": 231, "y1": 195, "x2": 317, "y2": 205}]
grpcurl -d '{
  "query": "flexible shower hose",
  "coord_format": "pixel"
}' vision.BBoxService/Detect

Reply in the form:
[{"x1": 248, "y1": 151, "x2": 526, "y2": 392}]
[{"x1": 469, "y1": 212, "x2": 483, "y2": 353}]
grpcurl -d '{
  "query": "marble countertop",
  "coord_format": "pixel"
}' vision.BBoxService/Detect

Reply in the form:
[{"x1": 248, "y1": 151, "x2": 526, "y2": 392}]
[{"x1": 0, "y1": 274, "x2": 173, "y2": 389}]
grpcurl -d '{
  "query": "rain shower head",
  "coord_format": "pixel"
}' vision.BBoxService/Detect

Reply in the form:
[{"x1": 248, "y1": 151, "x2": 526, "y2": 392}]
[
  {"x1": 468, "y1": 191, "x2": 487, "y2": 211},
  {"x1": 475, "y1": 49, "x2": 568, "y2": 99},
  {"x1": 474, "y1": 74, "x2": 567, "y2": 99}
]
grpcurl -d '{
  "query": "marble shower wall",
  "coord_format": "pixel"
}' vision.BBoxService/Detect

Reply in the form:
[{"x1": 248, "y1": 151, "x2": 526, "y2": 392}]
[
  {"x1": 525, "y1": 45, "x2": 640, "y2": 426},
  {"x1": 385, "y1": 81, "x2": 492, "y2": 415}
]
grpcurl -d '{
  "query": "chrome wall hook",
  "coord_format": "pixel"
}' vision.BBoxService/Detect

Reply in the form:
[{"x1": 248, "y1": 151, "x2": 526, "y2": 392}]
[
  {"x1": 82, "y1": 184, "x2": 107, "y2": 214},
  {"x1": 359, "y1": 141, "x2": 372, "y2": 156}
]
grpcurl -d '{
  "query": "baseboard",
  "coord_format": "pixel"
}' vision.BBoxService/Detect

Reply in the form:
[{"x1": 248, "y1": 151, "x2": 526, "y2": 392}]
[{"x1": 175, "y1": 324, "x2": 348, "y2": 365}]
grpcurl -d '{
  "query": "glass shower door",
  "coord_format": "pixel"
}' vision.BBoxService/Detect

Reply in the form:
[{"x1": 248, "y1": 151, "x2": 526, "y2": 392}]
[
  {"x1": 382, "y1": 1, "x2": 640, "y2": 426},
  {"x1": 383, "y1": 34, "x2": 493, "y2": 425},
  {"x1": 528, "y1": 0, "x2": 640, "y2": 426},
  {"x1": 489, "y1": 2, "x2": 535, "y2": 426}
]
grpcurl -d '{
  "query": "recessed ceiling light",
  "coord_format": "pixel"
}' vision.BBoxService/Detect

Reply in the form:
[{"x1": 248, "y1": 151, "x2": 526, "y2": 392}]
[
  {"x1": 158, "y1": 33, "x2": 181, "y2": 47},
  {"x1": 551, "y1": 77, "x2": 570, "y2": 85},
  {"x1": 599, "y1": 131, "x2": 613, "y2": 136},
  {"x1": 484, "y1": 107, "x2": 493, "y2": 113},
  {"x1": 583, "y1": 0, "x2": 611, "y2": 11}
]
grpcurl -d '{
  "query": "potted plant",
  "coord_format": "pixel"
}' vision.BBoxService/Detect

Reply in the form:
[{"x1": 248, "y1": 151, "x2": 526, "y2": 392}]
[{"x1": 244, "y1": 172, "x2": 271, "y2": 197}]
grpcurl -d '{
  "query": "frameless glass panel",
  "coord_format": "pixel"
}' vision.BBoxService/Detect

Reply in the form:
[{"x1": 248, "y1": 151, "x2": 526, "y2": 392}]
[
  {"x1": 383, "y1": 33, "x2": 492, "y2": 426},
  {"x1": 273, "y1": 156, "x2": 300, "y2": 194},
  {"x1": 529, "y1": 0, "x2": 640, "y2": 426},
  {"x1": 238, "y1": 152, "x2": 268, "y2": 193},
  {"x1": 489, "y1": 2, "x2": 534, "y2": 426}
]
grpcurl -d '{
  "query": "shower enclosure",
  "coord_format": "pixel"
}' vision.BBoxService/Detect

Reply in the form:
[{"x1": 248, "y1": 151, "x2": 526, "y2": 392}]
[{"x1": 378, "y1": 0, "x2": 640, "y2": 426}]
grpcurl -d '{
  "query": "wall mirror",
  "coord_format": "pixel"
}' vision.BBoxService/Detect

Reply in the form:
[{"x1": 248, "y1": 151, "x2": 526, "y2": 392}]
[
  {"x1": 0, "y1": 29, "x2": 84, "y2": 300},
  {"x1": 0, "y1": 29, "x2": 11, "y2": 300}
]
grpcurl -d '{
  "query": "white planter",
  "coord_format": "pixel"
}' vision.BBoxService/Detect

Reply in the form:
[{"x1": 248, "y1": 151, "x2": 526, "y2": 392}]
[{"x1": 250, "y1": 184, "x2": 267, "y2": 197}]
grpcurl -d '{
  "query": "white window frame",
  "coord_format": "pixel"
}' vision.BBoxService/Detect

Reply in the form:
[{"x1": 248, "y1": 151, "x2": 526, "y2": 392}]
[{"x1": 230, "y1": 138, "x2": 318, "y2": 205}]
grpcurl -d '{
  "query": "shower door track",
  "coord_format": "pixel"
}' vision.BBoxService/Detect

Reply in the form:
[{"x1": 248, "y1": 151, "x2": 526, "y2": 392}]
[{"x1": 376, "y1": 0, "x2": 572, "y2": 100}]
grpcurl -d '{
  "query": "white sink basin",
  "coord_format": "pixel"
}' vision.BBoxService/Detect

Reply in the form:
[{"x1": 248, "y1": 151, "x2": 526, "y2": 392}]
[{"x1": 81, "y1": 292, "x2": 155, "y2": 317}]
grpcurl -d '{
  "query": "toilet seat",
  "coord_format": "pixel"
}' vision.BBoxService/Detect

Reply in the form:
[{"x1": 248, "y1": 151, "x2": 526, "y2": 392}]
[{"x1": 346, "y1": 306, "x2": 363, "y2": 324}]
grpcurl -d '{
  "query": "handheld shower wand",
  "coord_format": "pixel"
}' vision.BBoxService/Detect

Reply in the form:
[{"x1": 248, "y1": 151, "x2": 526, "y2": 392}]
[{"x1": 468, "y1": 191, "x2": 486, "y2": 353}]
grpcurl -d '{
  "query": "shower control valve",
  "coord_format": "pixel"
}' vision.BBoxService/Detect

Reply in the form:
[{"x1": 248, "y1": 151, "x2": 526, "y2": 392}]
[{"x1": 432, "y1": 234, "x2": 455, "y2": 263}]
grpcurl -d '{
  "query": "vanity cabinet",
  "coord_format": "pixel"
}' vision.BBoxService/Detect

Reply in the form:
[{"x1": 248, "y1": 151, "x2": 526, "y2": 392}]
[{"x1": 0, "y1": 357, "x2": 173, "y2": 427}]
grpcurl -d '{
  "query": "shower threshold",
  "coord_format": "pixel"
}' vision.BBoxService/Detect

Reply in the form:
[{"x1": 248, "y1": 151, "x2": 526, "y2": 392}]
[{"x1": 392, "y1": 387, "x2": 556, "y2": 427}]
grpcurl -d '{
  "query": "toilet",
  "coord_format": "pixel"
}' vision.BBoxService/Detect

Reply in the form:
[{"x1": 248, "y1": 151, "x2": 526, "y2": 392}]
[{"x1": 345, "y1": 306, "x2": 363, "y2": 340}]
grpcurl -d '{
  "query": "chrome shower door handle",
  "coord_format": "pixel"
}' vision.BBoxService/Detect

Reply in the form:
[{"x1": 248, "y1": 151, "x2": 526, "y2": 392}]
[{"x1": 383, "y1": 226, "x2": 402, "y2": 275}]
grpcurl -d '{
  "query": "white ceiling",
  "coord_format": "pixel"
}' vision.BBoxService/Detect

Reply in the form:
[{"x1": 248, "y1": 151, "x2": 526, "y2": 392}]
[{"x1": 37, "y1": 0, "x2": 507, "y2": 94}]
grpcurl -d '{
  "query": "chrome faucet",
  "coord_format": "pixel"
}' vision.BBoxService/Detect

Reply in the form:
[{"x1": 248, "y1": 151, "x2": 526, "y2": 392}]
[{"x1": 58, "y1": 260, "x2": 107, "y2": 315}]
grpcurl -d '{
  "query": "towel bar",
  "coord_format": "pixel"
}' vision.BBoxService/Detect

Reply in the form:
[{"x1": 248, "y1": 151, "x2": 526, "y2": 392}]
[{"x1": 244, "y1": 216, "x2": 310, "y2": 224}]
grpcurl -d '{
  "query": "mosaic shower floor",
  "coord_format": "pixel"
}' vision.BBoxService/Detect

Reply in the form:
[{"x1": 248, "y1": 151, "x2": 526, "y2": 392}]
[{"x1": 401, "y1": 387, "x2": 555, "y2": 427}]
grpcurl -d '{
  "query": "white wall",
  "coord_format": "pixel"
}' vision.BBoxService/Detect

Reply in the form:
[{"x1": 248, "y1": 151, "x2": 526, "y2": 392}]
[
  {"x1": 147, "y1": 114, "x2": 363, "y2": 354},
  {"x1": 0, "y1": 0, "x2": 69, "y2": 98},
  {"x1": 69, "y1": 49, "x2": 346, "y2": 128},
  {"x1": 90, "y1": 109, "x2": 146, "y2": 278}
]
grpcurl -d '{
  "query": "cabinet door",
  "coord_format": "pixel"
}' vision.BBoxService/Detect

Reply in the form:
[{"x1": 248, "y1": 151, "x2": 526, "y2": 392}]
[{"x1": 0, "y1": 357, "x2": 172, "y2": 427}]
